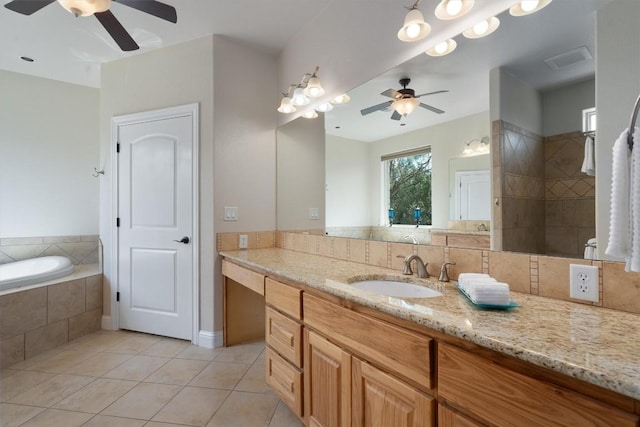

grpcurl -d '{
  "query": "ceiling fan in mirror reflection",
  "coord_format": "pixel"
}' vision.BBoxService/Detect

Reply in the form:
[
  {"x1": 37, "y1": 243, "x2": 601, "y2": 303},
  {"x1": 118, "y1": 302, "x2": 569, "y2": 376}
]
[{"x1": 360, "y1": 78, "x2": 448, "y2": 121}]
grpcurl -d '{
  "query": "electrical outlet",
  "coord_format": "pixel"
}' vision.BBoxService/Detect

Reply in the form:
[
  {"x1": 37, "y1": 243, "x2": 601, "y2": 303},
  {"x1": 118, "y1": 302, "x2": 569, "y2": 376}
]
[
  {"x1": 238, "y1": 234, "x2": 248, "y2": 249},
  {"x1": 569, "y1": 264, "x2": 599, "y2": 302}
]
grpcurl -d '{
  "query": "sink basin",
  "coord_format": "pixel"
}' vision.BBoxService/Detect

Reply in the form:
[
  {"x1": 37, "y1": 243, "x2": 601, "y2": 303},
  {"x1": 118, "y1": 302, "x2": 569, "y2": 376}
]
[{"x1": 350, "y1": 280, "x2": 442, "y2": 298}]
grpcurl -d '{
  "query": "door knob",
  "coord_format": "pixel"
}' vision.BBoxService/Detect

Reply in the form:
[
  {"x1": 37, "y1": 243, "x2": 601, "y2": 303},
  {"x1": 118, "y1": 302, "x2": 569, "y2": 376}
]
[{"x1": 174, "y1": 236, "x2": 190, "y2": 244}]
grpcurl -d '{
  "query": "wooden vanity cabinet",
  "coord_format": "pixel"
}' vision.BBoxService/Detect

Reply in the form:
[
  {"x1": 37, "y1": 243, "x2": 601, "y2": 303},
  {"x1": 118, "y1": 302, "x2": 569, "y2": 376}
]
[
  {"x1": 438, "y1": 404, "x2": 482, "y2": 427},
  {"x1": 264, "y1": 278, "x2": 304, "y2": 417},
  {"x1": 438, "y1": 343, "x2": 639, "y2": 427}
]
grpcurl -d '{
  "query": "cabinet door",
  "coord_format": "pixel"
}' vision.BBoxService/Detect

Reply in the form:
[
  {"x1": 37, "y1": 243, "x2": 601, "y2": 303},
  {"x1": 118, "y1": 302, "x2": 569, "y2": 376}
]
[
  {"x1": 438, "y1": 404, "x2": 482, "y2": 427},
  {"x1": 304, "y1": 329, "x2": 351, "y2": 427},
  {"x1": 352, "y1": 357, "x2": 435, "y2": 427}
]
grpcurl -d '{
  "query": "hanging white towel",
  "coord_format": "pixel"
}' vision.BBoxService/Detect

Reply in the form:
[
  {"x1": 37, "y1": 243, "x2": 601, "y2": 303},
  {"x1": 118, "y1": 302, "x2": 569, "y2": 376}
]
[
  {"x1": 628, "y1": 128, "x2": 640, "y2": 271},
  {"x1": 581, "y1": 135, "x2": 596, "y2": 176},
  {"x1": 605, "y1": 129, "x2": 631, "y2": 260}
]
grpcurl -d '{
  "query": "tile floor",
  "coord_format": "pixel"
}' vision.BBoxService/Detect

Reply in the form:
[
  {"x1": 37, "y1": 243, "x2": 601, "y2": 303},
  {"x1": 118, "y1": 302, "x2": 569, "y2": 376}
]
[{"x1": 0, "y1": 330, "x2": 305, "y2": 427}]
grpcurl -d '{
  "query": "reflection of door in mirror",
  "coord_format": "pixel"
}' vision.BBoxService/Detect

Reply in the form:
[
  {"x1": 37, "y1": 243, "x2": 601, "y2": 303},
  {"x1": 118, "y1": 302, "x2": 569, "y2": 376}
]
[{"x1": 455, "y1": 170, "x2": 490, "y2": 220}]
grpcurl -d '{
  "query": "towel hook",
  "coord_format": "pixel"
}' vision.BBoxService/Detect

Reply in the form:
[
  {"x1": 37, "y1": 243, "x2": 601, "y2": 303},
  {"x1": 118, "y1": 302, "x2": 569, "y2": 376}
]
[
  {"x1": 628, "y1": 93, "x2": 640, "y2": 151},
  {"x1": 93, "y1": 168, "x2": 104, "y2": 178}
]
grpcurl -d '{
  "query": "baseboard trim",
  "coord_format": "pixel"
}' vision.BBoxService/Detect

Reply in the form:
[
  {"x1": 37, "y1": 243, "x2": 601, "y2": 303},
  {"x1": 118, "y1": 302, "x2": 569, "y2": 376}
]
[
  {"x1": 198, "y1": 330, "x2": 223, "y2": 348},
  {"x1": 101, "y1": 315, "x2": 113, "y2": 330}
]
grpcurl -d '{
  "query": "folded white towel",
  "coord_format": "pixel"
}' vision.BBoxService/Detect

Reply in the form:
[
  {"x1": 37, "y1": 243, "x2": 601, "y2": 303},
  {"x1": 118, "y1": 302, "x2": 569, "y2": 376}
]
[
  {"x1": 629, "y1": 128, "x2": 640, "y2": 272},
  {"x1": 581, "y1": 135, "x2": 596, "y2": 176},
  {"x1": 605, "y1": 129, "x2": 631, "y2": 259},
  {"x1": 457, "y1": 273, "x2": 490, "y2": 286},
  {"x1": 459, "y1": 277, "x2": 496, "y2": 293},
  {"x1": 467, "y1": 281, "x2": 511, "y2": 306}
]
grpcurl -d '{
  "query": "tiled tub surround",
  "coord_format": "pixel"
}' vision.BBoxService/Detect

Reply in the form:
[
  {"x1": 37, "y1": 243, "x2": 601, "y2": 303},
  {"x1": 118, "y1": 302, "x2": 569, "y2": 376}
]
[
  {"x1": 0, "y1": 235, "x2": 101, "y2": 265},
  {"x1": 0, "y1": 266, "x2": 102, "y2": 368},
  {"x1": 221, "y1": 247, "x2": 640, "y2": 400}
]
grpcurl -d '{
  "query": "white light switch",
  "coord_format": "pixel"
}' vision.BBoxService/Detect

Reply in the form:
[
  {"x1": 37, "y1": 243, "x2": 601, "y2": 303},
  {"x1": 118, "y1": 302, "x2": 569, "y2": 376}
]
[
  {"x1": 309, "y1": 208, "x2": 320, "y2": 220},
  {"x1": 224, "y1": 206, "x2": 238, "y2": 221}
]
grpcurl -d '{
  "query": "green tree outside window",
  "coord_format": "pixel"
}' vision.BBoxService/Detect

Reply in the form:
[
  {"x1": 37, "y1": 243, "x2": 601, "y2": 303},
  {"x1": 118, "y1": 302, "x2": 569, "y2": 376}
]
[{"x1": 388, "y1": 152, "x2": 432, "y2": 225}]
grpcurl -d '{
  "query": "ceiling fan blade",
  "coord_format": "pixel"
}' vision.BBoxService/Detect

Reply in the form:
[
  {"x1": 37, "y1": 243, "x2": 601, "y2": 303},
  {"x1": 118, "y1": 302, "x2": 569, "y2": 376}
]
[
  {"x1": 381, "y1": 89, "x2": 402, "y2": 99},
  {"x1": 419, "y1": 103, "x2": 445, "y2": 114},
  {"x1": 361, "y1": 101, "x2": 391, "y2": 116},
  {"x1": 4, "y1": 0, "x2": 55, "y2": 15},
  {"x1": 95, "y1": 10, "x2": 139, "y2": 51},
  {"x1": 114, "y1": 0, "x2": 177, "y2": 23},
  {"x1": 390, "y1": 110, "x2": 402, "y2": 121},
  {"x1": 415, "y1": 90, "x2": 449, "y2": 98}
]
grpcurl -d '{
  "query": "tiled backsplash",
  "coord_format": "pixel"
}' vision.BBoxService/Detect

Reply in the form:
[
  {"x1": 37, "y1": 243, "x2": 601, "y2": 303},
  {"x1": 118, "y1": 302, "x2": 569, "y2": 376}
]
[
  {"x1": 0, "y1": 235, "x2": 100, "y2": 265},
  {"x1": 217, "y1": 230, "x2": 640, "y2": 316}
]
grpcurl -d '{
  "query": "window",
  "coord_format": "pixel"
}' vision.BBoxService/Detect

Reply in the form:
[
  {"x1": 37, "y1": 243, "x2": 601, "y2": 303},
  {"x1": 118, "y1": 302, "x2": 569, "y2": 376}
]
[{"x1": 383, "y1": 148, "x2": 432, "y2": 225}]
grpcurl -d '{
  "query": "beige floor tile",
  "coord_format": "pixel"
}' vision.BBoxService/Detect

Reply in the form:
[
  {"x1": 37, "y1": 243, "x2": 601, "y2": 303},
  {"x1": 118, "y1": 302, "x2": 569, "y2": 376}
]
[
  {"x1": 0, "y1": 370, "x2": 56, "y2": 402},
  {"x1": 104, "y1": 334, "x2": 162, "y2": 355},
  {"x1": 214, "y1": 342, "x2": 264, "y2": 364},
  {"x1": 144, "y1": 358, "x2": 208, "y2": 385},
  {"x1": 189, "y1": 361, "x2": 250, "y2": 390},
  {"x1": 103, "y1": 355, "x2": 170, "y2": 381},
  {"x1": 101, "y1": 382, "x2": 182, "y2": 420},
  {"x1": 82, "y1": 414, "x2": 146, "y2": 427},
  {"x1": 0, "y1": 368, "x2": 19, "y2": 380},
  {"x1": 53, "y1": 378, "x2": 138, "y2": 413},
  {"x1": 61, "y1": 330, "x2": 131, "y2": 353},
  {"x1": 145, "y1": 422, "x2": 193, "y2": 427},
  {"x1": 268, "y1": 401, "x2": 305, "y2": 427},
  {"x1": 152, "y1": 386, "x2": 229, "y2": 426},
  {"x1": 18, "y1": 408, "x2": 93, "y2": 427},
  {"x1": 235, "y1": 361, "x2": 271, "y2": 393},
  {"x1": 176, "y1": 345, "x2": 223, "y2": 361},
  {"x1": 12, "y1": 350, "x2": 95, "y2": 373},
  {"x1": 140, "y1": 338, "x2": 190, "y2": 357},
  {"x1": 61, "y1": 352, "x2": 132, "y2": 377},
  {"x1": 8, "y1": 374, "x2": 94, "y2": 407},
  {"x1": 0, "y1": 403, "x2": 45, "y2": 427},
  {"x1": 206, "y1": 391, "x2": 279, "y2": 427}
]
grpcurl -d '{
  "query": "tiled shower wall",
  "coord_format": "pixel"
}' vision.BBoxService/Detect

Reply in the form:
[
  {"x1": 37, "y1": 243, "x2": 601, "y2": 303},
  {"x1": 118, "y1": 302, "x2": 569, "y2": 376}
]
[
  {"x1": 0, "y1": 235, "x2": 100, "y2": 265},
  {"x1": 544, "y1": 131, "x2": 596, "y2": 258}
]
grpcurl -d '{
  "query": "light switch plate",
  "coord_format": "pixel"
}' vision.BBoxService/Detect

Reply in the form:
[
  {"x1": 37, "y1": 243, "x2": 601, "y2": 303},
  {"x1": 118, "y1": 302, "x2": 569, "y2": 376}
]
[
  {"x1": 224, "y1": 206, "x2": 238, "y2": 221},
  {"x1": 309, "y1": 208, "x2": 320, "y2": 220}
]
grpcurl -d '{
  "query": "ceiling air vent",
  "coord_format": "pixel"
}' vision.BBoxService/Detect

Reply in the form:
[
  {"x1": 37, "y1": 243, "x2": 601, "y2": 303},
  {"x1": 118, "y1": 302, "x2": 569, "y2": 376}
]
[{"x1": 544, "y1": 46, "x2": 592, "y2": 70}]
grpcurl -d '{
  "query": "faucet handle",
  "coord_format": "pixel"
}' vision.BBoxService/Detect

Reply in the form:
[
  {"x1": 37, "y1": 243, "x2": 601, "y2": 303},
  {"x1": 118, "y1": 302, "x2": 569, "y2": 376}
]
[
  {"x1": 398, "y1": 255, "x2": 413, "y2": 275},
  {"x1": 438, "y1": 262, "x2": 456, "y2": 282}
]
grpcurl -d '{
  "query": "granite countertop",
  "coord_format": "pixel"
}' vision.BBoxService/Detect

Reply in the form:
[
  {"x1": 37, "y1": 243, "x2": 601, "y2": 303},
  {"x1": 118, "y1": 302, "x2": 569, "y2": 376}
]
[{"x1": 221, "y1": 248, "x2": 640, "y2": 401}]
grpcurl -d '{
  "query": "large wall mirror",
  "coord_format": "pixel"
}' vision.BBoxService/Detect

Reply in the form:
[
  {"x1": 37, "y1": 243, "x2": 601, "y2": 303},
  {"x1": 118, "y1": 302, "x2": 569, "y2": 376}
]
[{"x1": 276, "y1": 0, "x2": 636, "y2": 261}]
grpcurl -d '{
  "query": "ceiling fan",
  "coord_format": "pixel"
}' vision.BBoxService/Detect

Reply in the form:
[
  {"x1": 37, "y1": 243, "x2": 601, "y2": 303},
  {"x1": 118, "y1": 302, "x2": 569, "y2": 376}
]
[
  {"x1": 4, "y1": 0, "x2": 177, "y2": 52},
  {"x1": 360, "y1": 78, "x2": 448, "y2": 120}
]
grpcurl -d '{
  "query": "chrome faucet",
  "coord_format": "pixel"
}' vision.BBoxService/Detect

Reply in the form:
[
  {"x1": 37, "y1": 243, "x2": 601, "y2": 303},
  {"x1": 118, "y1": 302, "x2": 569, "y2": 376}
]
[
  {"x1": 438, "y1": 262, "x2": 456, "y2": 282},
  {"x1": 476, "y1": 223, "x2": 487, "y2": 231},
  {"x1": 400, "y1": 254, "x2": 429, "y2": 278},
  {"x1": 403, "y1": 234, "x2": 418, "y2": 244}
]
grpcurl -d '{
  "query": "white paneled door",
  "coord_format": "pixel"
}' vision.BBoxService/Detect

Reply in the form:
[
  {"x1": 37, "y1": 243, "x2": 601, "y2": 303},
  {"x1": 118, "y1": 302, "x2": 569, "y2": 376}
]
[
  {"x1": 455, "y1": 170, "x2": 490, "y2": 221},
  {"x1": 116, "y1": 107, "x2": 197, "y2": 340}
]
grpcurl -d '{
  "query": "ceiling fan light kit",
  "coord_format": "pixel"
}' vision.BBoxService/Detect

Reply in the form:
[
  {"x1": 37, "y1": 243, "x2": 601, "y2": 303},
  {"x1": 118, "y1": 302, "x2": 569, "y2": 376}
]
[
  {"x1": 434, "y1": 0, "x2": 475, "y2": 20},
  {"x1": 510, "y1": 0, "x2": 552, "y2": 17},
  {"x1": 397, "y1": 6, "x2": 431, "y2": 42},
  {"x1": 426, "y1": 38, "x2": 457, "y2": 56},
  {"x1": 392, "y1": 97, "x2": 420, "y2": 116},
  {"x1": 463, "y1": 16, "x2": 500, "y2": 39}
]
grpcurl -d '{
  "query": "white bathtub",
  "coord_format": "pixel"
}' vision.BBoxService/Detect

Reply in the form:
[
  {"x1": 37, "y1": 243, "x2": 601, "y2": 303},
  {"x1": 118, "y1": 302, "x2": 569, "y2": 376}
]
[{"x1": 0, "y1": 256, "x2": 74, "y2": 291}]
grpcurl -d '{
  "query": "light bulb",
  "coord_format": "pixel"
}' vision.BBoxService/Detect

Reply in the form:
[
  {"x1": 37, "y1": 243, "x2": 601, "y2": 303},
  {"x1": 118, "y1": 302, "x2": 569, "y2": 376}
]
[
  {"x1": 445, "y1": 0, "x2": 462, "y2": 16},
  {"x1": 435, "y1": 41, "x2": 449, "y2": 54},
  {"x1": 331, "y1": 94, "x2": 351, "y2": 105},
  {"x1": 302, "y1": 110, "x2": 318, "y2": 119},
  {"x1": 520, "y1": 0, "x2": 540, "y2": 12},
  {"x1": 291, "y1": 87, "x2": 309, "y2": 106},
  {"x1": 316, "y1": 103, "x2": 333, "y2": 113},
  {"x1": 406, "y1": 23, "x2": 421, "y2": 39},
  {"x1": 277, "y1": 97, "x2": 296, "y2": 114},
  {"x1": 303, "y1": 76, "x2": 325, "y2": 98},
  {"x1": 473, "y1": 20, "x2": 489, "y2": 35}
]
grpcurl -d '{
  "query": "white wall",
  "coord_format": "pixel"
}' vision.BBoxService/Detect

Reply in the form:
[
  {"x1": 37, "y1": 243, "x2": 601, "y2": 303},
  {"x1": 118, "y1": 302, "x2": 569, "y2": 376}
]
[
  {"x1": 542, "y1": 79, "x2": 595, "y2": 137},
  {"x1": 277, "y1": 117, "x2": 325, "y2": 231},
  {"x1": 100, "y1": 36, "x2": 215, "y2": 334},
  {"x1": 326, "y1": 135, "x2": 370, "y2": 227},
  {"x1": 490, "y1": 68, "x2": 542, "y2": 135},
  {"x1": 368, "y1": 111, "x2": 490, "y2": 229},
  {"x1": 0, "y1": 71, "x2": 99, "y2": 238},
  {"x1": 596, "y1": 0, "x2": 640, "y2": 260}
]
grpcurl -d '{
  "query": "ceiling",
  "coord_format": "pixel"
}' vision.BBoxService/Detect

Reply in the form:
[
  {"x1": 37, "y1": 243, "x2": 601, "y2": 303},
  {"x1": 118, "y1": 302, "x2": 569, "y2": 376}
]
[
  {"x1": 325, "y1": 0, "x2": 612, "y2": 142},
  {"x1": 0, "y1": 0, "x2": 330, "y2": 87}
]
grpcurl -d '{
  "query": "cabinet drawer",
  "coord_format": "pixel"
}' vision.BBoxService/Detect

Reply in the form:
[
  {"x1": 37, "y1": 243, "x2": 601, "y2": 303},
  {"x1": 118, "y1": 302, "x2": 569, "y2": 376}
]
[
  {"x1": 303, "y1": 293, "x2": 433, "y2": 391},
  {"x1": 438, "y1": 404, "x2": 482, "y2": 427},
  {"x1": 266, "y1": 306, "x2": 302, "y2": 368},
  {"x1": 265, "y1": 347, "x2": 303, "y2": 417},
  {"x1": 438, "y1": 344, "x2": 639, "y2": 427},
  {"x1": 265, "y1": 278, "x2": 302, "y2": 319},
  {"x1": 222, "y1": 260, "x2": 265, "y2": 295}
]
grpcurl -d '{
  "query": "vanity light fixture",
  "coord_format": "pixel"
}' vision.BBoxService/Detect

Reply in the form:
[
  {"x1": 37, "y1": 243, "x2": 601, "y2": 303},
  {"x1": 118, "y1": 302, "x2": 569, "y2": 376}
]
[
  {"x1": 302, "y1": 110, "x2": 318, "y2": 119},
  {"x1": 277, "y1": 96, "x2": 296, "y2": 114},
  {"x1": 426, "y1": 38, "x2": 457, "y2": 56},
  {"x1": 397, "y1": 0, "x2": 431, "y2": 42},
  {"x1": 391, "y1": 97, "x2": 420, "y2": 116},
  {"x1": 509, "y1": 0, "x2": 552, "y2": 16},
  {"x1": 331, "y1": 94, "x2": 351, "y2": 105},
  {"x1": 463, "y1": 137, "x2": 490, "y2": 155},
  {"x1": 315, "y1": 102, "x2": 334, "y2": 113},
  {"x1": 291, "y1": 87, "x2": 310, "y2": 106},
  {"x1": 58, "y1": 0, "x2": 110, "y2": 16},
  {"x1": 304, "y1": 75, "x2": 325, "y2": 98},
  {"x1": 434, "y1": 0, "x2": 474, "y2": 20},
  {"x1": 463, "y1": 16, "x2": 500, "y2": 39}
]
